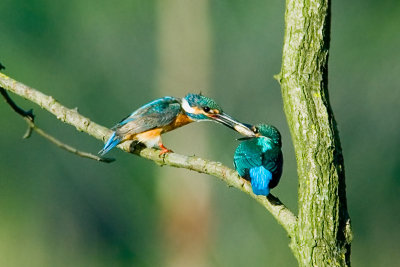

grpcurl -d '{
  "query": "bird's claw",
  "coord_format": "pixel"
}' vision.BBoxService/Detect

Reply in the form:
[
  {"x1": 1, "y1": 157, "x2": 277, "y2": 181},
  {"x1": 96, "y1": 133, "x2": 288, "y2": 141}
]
[{"x1": 158, "y1": 143, "x2": 173, "y2": 156}]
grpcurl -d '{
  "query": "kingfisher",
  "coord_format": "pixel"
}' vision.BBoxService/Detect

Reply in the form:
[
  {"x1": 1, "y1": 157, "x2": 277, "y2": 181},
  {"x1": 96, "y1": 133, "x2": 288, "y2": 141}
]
[
  {"x1": 233, "y1": 124, "x2": 283, "y2": 196},
  {"x1": 99, "y1": 93, "x2": 254, "y2": 155}
]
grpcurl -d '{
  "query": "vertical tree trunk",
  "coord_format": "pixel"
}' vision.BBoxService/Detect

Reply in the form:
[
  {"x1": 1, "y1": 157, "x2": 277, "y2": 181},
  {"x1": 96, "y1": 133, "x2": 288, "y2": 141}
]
[{"x1": 276, "y1": 0, "x2": 353, "y2": 265}]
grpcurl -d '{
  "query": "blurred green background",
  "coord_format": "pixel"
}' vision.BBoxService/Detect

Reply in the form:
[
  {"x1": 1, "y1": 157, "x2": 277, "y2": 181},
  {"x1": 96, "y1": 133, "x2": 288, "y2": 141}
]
[{"x1": 1, "y1": 0, "x2": 399, "y2": 266}]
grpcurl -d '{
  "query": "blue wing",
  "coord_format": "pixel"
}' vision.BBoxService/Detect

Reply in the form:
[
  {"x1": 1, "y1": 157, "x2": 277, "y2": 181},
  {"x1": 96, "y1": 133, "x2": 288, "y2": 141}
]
[
  {"x1": 234, "y1": 139, "x2": 263, "y2": 178},
  {"x1": 259, "y1": 137, "x2": 283, "y2": 189},
  {"x1": 263, "y1": 149, "x2": 283, "y2": 189},
  {"x1": 114, "y1": 96, "x2": 180, "y2": 128},
  {"x1": 249, "y1": 166, "x2": 273, "y2": 196},
  {"x1": 114, "y1": 96, "x2": 181, "y2": 135},
  {"x1": 99, "y1": 96, "x2": 181, "y2": 155}
]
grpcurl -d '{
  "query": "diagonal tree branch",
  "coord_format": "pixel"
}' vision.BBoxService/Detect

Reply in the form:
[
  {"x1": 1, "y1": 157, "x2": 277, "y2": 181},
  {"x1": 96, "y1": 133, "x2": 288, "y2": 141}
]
[{"x1": 0, "y1": 72, "x2": 297, "y2": 237}]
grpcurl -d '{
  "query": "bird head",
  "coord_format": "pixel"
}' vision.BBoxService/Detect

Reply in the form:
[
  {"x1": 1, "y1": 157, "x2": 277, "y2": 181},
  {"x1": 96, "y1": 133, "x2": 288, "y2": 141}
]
[
  {"x1": 181, "y1": 93, "x2": 255, "y2": 136},
  {"x1": 254, "y1": 124, "x2": 282, "y2": 147},
  {"x1": 237, "y1": 124, "x2": 282, "y2": 147}
]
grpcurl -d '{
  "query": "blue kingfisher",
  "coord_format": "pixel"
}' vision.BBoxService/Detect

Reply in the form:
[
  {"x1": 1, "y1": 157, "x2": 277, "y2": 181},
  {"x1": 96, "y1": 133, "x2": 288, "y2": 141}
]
[
  {"x1": 234, "y1": 124, "x2": 283, "y2": 196},
  {"x1": 99, "y1": 93, "x2": 254, "y2": 155}
]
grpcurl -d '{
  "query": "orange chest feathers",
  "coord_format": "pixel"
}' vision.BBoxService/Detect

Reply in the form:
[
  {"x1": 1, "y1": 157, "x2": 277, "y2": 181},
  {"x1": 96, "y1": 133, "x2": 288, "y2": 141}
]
[
  {"x1": 162, "y1": 113, "x2": 193, "y2": 133},
  {"x1": 125, "y1": 113, "x2": 193, "y2": 142},
  {"x1": 133, "y1": 128, "x2": 163, "y2": 143}
]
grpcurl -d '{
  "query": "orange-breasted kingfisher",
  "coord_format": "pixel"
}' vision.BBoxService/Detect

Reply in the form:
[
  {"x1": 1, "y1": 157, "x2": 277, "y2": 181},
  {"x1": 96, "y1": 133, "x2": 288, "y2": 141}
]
[
  {"x1": 234, "y1": 124, "x2": 283, "y2": 196},
  {"x1": 99, "y1": 93, "x2": 254, "y2": 155}
]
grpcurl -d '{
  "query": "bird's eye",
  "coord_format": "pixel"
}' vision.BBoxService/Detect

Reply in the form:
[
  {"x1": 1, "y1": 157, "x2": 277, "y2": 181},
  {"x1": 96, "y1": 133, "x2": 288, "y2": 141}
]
[
  {"x1": 253, "y1": 127, "x2": 259, "y2": 133},
  {"x1": 203, "y1": 106, "x2": 211, "y2": 112}
]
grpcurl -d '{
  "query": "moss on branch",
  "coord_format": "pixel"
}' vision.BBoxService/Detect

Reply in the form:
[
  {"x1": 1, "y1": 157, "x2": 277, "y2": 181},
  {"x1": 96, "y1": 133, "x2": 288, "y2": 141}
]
[{"x1": 277, "y1": 0, "x2": 352, "y2": 265}]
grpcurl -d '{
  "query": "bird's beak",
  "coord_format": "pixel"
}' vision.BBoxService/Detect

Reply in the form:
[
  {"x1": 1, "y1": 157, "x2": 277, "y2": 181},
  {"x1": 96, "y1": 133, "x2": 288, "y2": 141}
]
[
  {"x1": 236, "y1": 136, "x2": 254, "y2": 141},
  {"x1": 209, "y1": 113, "x2": 256, "y2": 137}
]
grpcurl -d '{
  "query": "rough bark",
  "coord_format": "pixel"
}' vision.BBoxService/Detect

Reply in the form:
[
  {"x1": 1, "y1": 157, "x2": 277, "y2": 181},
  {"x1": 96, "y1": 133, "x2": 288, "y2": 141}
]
[{"x1": 276, "y1": 0, "x2": 352, "y2": 265}]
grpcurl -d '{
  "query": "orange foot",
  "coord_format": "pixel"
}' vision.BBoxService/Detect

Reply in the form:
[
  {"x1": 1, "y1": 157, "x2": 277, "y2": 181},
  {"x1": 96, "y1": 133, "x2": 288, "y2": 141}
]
[{"x1": 159, "y1": 143, "x2": 173, "y2": 155}]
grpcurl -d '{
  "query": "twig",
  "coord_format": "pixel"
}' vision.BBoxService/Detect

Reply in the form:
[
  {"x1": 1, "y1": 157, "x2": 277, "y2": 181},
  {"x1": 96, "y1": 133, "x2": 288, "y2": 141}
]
[
  {"x1": 0, "y1": 86, "x2": 114, "y2": 163},
  {"x1": 0, "y1": 72, "x2": 297, "y2": 236},
  {"x1": 0, "y1": 86, "x2": 34, "y2": 120},
  {"x1": 27, "y1": 119, "x2": 115, "y2": 163}
]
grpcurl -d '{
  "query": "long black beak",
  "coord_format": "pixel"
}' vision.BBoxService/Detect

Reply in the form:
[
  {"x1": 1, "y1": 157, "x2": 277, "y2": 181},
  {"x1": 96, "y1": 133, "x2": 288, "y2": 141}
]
[
  {"x1": 237, "y1": 136, "x2": 255, "y2": 141},
  {"x1": 210, "y1": 113, "x2": 256, "y2": 137}
]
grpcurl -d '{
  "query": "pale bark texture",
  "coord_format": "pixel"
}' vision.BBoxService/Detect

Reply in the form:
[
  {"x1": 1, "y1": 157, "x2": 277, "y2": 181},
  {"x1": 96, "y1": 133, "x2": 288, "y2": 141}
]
[{"x1": 276, "y1": 0, "x2": 352, "y2": 265}]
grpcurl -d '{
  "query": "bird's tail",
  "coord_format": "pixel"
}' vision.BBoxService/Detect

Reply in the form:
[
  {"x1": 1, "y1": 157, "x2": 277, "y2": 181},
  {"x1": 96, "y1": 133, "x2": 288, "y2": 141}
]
[
  {"x1": 99, "y1": 132, "x2": 121, "y2": 156},
  {"x1": 249, "y1": 166, "x2": 273, "y2": 196}
]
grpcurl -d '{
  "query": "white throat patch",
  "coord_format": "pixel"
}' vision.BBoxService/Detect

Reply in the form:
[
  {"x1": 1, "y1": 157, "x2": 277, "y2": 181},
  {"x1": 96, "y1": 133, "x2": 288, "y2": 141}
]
[{"x1": 181, "y1": 98, "x2": 195, "y2": 113}]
